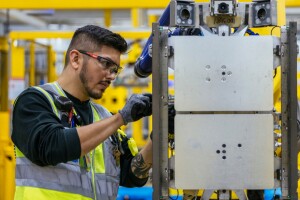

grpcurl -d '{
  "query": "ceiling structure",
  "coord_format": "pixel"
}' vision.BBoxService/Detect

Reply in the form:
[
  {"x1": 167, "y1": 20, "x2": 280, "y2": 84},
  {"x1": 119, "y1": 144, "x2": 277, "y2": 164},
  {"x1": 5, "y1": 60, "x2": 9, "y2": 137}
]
[
  {"x1": 0, "y1": 0, "x2": 168, "y2": 36},
  {"x1": 0, "y1": 0, "x2": 298, "y2": 87},
  {"x1": 0, "y1": 0, "x2": 299, "y2": 36}
]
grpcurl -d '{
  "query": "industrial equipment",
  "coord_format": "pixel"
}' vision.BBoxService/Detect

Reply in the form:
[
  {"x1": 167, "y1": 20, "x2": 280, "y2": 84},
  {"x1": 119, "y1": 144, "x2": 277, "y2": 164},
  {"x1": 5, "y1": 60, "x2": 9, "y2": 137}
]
[{"x1": 134, "y1": 0, "x2": 299, "y2": 199}]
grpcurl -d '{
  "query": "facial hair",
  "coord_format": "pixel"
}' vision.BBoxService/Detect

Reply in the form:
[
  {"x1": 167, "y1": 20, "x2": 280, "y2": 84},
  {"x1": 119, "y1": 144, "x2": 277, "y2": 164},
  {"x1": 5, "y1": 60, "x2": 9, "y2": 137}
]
[{"x1": 79, "y1": 61, "x2": 103, "y2": 100}]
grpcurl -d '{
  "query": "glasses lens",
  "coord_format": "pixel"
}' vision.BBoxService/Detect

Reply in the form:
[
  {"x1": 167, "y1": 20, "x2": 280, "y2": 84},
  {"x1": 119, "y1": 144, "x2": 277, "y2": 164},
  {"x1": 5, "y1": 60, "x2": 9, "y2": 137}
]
[
  {"x1": 99, "y1": 58, "x2": 111, "y2": 68},
  {"x1": 110, "y1": 65, "x2": 120, "y2": 75},
  {"x1": 98, "y1": 57, "x2": 121, "y2": 75}
]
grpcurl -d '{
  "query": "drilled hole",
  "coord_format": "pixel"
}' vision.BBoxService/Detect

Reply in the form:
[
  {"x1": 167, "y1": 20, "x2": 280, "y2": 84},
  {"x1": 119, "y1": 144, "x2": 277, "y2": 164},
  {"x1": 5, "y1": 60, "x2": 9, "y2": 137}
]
[
  {"x1": 112, "y1": 98, "x2": 117, "y2": 104},
  {"x1": 6, "y1": 156, "x2": 12, "y2": 161}
]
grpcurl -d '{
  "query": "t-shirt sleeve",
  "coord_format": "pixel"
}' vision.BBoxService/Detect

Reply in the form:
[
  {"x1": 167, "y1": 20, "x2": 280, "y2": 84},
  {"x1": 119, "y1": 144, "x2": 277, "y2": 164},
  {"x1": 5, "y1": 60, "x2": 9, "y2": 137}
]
[
  {"x1": 119, "y1": 152, "x2": 149, "y2": 187},
  {"x1": 11, "y1": 88, "x2": 81, "y2": 166}
]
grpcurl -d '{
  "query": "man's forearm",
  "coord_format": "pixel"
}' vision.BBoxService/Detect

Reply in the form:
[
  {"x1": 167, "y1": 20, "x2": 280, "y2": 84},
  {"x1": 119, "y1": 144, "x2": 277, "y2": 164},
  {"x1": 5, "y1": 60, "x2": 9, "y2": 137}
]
[
  {"x1": 77, "y1": 113, "x2": 125, "y2": 156},
  {"x1": 131, "y1": 140, "x2": 152, "y2": 178}
]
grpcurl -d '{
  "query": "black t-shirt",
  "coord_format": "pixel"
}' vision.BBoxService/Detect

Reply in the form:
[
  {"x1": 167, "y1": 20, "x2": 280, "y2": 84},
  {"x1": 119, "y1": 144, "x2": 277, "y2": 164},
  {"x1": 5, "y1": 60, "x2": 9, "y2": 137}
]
[
  {"x1": 12, "y1": 87, "x2": 147, "y2": 187},
  {"x1": 12, "y1": 87, "x2": 81, "y2": 166}
]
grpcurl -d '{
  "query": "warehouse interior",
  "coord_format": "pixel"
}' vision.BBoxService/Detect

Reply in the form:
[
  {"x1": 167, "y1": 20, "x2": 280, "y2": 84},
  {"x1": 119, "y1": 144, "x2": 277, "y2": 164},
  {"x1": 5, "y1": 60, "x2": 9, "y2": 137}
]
[{"x1": 0, "y1": 0, "x2": 300, "y2": 200}]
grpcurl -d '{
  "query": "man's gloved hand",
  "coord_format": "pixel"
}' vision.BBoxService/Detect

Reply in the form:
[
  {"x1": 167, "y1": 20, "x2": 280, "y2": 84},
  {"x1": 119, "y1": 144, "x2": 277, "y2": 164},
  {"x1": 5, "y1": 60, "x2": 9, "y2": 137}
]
[
  {"x1": 119, "y1": 93, "x2": 152, "y2": 125},
  {"x1": 168, "y1": 104, "x2": 176, "y2": 149},
  {"x1": 168, "y1": 104, "x2": 175, "y2": 134},
  {"x1": 150, "y1": 104, "x2": 176, "y2": 141}
]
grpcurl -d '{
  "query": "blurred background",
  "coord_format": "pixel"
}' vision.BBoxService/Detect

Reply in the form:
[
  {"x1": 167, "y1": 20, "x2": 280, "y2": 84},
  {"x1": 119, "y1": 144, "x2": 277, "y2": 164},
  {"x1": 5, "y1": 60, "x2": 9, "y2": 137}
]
[{"x1": 0, "y1": 0, "x2": 299, "y2": 199}]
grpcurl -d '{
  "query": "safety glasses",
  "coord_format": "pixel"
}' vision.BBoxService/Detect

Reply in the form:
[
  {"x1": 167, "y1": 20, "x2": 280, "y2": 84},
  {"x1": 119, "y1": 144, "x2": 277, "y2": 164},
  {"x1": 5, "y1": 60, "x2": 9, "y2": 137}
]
[{"x1": 77, "y1": 49, "x2": 122, "y2": 76}]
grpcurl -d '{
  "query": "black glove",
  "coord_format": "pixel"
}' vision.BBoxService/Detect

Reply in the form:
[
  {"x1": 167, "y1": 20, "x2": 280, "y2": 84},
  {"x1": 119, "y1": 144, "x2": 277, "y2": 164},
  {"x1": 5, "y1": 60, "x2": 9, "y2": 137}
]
[
  {"x1": 150, "y1": 104, "x2": 176, "y2": 140},
  {"x1": 168, "y1": 104, "x2": 175, "y2": 134},
  {"x1": 119, "y1": 93, "x2": 152, "y2": 125}
]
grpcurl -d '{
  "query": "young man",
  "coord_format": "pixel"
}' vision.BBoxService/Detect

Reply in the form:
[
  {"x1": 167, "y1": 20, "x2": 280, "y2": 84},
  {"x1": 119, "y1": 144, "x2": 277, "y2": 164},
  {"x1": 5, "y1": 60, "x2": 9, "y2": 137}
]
[{"x1": 12, "y1": 25, "x2": 153, "y2": 200}]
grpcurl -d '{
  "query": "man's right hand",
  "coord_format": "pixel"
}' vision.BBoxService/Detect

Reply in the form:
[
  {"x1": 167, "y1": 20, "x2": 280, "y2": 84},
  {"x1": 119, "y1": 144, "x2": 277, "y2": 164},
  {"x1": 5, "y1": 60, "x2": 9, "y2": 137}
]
[{"x1": 119, "y1": 93, "x2": 152, "y2": 125}]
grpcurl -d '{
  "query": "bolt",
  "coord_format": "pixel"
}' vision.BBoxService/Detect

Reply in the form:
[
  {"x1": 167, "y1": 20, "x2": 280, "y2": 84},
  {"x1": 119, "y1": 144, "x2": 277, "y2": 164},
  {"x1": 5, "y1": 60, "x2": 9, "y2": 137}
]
[
  {"x1": 274, "y1": 133, "x2": 282, "y2": 139},
  {"x1": 274, "y1": 124, "x2": 281, "y2": 130},
  {"x1": 275, "y1": 142, "x2": 282, "y2": 147}
]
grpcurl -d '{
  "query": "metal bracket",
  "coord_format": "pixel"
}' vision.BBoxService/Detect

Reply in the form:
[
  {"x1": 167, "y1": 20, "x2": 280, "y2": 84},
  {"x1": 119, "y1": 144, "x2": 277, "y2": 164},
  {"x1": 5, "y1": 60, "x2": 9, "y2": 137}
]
[{"x1": 165, "y1": 46, "x2": 174, "y2": 57}]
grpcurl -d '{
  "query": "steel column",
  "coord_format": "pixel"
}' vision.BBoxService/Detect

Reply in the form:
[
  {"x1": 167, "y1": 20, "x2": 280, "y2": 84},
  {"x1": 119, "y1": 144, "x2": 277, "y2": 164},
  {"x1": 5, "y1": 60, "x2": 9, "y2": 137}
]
[
  {"x1": 287, "y1": 21, "x2": 298, "y2": 200},
  {"x1": 29, "y1": 41, "x2": 35, "y2": 86},
  {"x1": 103, "y1": 10, "x2": 112, "y2": 27},
  {"x1": 281, "y1": 21, "x2": 298, "y2": 200},
  {"x1": 0, "y1": 38, "x2": 9, "y2": 111},
  {"x1": 152, "y1": 23, "x2": 169, "y2": 200},
  {"x1": 47, "y1": 46, "x2": 56, "y2": 83}
]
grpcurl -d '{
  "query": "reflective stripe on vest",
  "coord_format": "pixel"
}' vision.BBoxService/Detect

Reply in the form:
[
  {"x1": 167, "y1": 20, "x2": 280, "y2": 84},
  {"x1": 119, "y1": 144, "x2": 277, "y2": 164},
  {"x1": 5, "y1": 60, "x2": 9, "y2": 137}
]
[
  {"x1": 90, "y1": 104, "x2": 105, "y2": 174},
  {"x1": 16, "y1": 158, "x2": 93, "y2": 198},
  {"x1": 14, "y1": 186, "x2": 93, "y2": 200},
  {"x1": 15, "y1": 82, "x2": 120, "y2": 200}
]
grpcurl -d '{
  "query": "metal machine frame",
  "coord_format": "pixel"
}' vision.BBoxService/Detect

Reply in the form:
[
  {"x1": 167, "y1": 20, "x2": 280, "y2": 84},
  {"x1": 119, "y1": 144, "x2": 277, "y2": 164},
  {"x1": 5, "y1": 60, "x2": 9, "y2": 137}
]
[
  {"x1": 151, "y1": 18, "x2": 298, "y2": 200},
  {"x1": 280, "y1": 22, "x2": 298, "y2": 199}
]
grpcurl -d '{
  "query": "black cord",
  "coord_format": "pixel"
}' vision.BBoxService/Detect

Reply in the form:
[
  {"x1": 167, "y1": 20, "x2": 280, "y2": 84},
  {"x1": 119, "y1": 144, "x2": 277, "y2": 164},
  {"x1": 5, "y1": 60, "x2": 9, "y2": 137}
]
[
  {"x1": 271, "y1": 26, "x2": 280, "y2": 35},
  {"x1": 271, "y1": 188, "x2": 277, "y2": 200},
  {"x1": 169, "y1": 189, "x2": 179, "y2": 200},
  {"x1": 273, "y1": 68, "x2": 277, "y2": 78},
  {"x1": 273, "y1": 188, "x2": 276, "y2": 199}
]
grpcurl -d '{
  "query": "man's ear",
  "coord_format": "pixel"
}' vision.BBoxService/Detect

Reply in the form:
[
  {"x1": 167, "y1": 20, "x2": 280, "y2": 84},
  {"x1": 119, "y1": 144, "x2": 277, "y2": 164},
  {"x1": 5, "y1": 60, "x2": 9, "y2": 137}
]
[{"x1": 69, "y1": 50, "x2": 82, "y2": 70}]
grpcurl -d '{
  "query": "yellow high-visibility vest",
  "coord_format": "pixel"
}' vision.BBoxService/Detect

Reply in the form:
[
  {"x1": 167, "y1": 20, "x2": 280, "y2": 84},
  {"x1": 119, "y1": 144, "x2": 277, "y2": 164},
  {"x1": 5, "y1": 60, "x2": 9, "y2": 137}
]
[{"x1": 14, "y1": 82, "x2": 120, "y2": 200}]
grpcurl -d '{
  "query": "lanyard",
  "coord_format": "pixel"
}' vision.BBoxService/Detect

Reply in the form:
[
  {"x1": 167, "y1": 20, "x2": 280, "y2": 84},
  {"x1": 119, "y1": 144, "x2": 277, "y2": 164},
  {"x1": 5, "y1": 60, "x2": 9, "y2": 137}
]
[{"x1": 54, "y1": 82, "x2": 92, "y2": 171}]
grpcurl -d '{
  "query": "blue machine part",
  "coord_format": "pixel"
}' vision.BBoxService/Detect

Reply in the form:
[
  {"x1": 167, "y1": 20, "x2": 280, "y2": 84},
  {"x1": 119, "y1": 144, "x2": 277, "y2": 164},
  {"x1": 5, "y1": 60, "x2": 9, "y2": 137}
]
[
  {"x1": 117, "y1": 187, "x2": 182, "y2": 200},
  {"x1": 117, "y1": 187, "x2": 281, "y2": 199},
  {"x1": 134, "y1": 4, "x2": 170, "y2": 78},
  {"x1": 134, "y1": 3, "x2": 203, "y2": 78},
  {"x1": 264, "y1": 188, "x2": 282, "y2": 200},
  {"x1": 117, "y1": 186, "x2": 152, "y2": 200}
]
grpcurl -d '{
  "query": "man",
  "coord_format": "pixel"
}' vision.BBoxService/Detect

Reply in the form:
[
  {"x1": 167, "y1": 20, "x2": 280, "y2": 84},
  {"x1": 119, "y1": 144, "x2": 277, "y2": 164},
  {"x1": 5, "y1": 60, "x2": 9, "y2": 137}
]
[{"x1": 12, "y1": 25, "x2": 153, "y2": 200}]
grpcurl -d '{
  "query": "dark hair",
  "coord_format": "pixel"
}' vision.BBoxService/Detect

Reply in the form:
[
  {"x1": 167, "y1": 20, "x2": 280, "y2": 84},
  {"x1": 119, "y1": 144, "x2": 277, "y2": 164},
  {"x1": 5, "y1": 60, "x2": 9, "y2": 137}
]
[{"x1": 64, "y1": 25, "x2": 128, "y2": 67}]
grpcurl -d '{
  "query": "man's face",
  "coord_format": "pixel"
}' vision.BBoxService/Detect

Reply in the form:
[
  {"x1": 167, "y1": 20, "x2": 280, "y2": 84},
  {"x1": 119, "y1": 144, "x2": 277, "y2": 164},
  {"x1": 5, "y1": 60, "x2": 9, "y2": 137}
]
[{"x1": 79, "y1": 46, "x2": 121, "y2": 99}]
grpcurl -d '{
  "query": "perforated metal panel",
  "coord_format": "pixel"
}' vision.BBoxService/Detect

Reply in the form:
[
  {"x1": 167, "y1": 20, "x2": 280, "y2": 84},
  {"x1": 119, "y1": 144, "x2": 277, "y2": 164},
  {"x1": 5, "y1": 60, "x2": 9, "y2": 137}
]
[
  {"x1": 174, "y1": 114, "x2": 274, "y2": 189},
  {"x1": 169, "y1": 36, "x2": 274, "y2": 112}
]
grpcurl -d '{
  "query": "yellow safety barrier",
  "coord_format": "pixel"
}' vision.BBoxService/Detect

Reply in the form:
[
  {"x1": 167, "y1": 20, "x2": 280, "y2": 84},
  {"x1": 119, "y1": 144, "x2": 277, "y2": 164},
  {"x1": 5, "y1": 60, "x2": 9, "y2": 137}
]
[{"x1": 0, "y1": 112, "x2": 15, "y2": 200}]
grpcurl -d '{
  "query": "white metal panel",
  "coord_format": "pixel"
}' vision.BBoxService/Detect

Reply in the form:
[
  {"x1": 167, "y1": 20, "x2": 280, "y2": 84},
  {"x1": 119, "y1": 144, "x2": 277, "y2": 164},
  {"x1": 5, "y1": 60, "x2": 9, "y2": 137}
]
[
  {"x1": 169, "y1": 36, "x2": 274, "y2": 111},
  {"x1": 174, "y1": 114, "x2": 274, "y2": 189}
]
